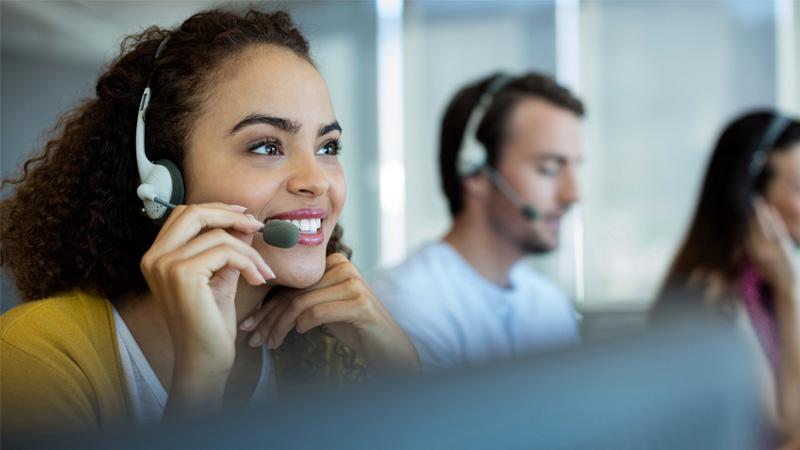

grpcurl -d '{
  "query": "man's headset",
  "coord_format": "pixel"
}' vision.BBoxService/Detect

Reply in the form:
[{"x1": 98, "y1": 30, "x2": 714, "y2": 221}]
[
  {"x1": 456, "y1": 74, "x2": 538, "y2": 221},
  {"x1": 133, "y1": 37, "x2": 298, "y2": 248}
]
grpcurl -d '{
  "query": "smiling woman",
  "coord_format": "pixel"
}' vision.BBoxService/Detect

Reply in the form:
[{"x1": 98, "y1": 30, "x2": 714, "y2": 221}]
[{"x1": 0, "y1": 8, "x2": 418, "y2": 447}]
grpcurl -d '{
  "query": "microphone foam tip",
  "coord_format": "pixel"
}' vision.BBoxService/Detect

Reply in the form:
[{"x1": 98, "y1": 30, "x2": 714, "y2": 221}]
[{"x1": 262, "y1": 220, "x2": 300, "y2": 248}]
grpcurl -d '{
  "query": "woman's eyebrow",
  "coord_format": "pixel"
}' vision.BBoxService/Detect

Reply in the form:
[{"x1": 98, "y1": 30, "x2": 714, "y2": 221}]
[
  {"x1": 229, "y1": 113, "x2": 301, "y2": 135},
  {"x1": 318, "y1": 121, "x2": 341, "y2": 137}
]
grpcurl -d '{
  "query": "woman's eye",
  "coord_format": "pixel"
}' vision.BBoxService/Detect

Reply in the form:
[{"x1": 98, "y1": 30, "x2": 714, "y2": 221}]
[
  {"x1": 317, "y1": 139, "x2": 342, "y2": 156},
  {"x1": 249, "y1": 140, "x2": 282, "y2": 156}
]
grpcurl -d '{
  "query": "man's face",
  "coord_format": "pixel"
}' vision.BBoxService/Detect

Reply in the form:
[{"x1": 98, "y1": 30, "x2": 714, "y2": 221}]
[{"x1": 486, "y1": 97, "x2": 582, "y2": 254}]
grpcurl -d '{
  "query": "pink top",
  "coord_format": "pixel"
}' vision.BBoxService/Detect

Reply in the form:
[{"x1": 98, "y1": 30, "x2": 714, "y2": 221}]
[{"x1": 739, "y1": 262, "x2": 781, "y2": 375}]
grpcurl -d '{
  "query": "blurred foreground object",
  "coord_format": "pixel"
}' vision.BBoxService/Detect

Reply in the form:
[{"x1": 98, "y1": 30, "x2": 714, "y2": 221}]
[{"x1": 41, "y1": 312, "x2": 764, "y2": 450}]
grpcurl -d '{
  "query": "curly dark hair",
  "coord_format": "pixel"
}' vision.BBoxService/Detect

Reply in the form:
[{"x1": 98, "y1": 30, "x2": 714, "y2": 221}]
[{"x1": 1, "y1": 8, "x2": 350, "y2": 302}]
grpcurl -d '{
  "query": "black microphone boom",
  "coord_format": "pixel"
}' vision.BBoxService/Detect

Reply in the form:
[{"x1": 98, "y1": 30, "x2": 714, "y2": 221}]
[{"x1": 483, "y1": 167, "x2": 539, "y2": 221}]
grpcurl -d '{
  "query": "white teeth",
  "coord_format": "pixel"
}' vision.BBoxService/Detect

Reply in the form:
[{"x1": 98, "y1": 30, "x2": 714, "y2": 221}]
[{"x1": 283, "y1": 217, "x2": 322, "y2": 233}]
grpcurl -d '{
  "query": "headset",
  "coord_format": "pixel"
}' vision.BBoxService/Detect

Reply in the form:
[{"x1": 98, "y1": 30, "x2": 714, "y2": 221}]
[
  {"x1": 456, "y1": 74, "x2": 538, "y2": 220},
  {"x1": 135, "y1": 36, "x2": 185, "y2": 224},
  {"x1": 747, "y1": 112, "x2": 793, "y2": 183},
  {"x1": 132, "y1": 37, "x2": 299, "y2": 248}
]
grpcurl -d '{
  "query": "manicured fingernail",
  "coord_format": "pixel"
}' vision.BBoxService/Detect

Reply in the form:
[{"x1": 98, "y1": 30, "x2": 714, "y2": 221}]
[
  {"x1": 259, "y1": 261, "x2": 275, "y2": 280},
  {"x1": 251, "y1": 274, "x2": 266, "y2": 286},
  {"x1": 240, "y1": 317, "x2": 254, "y2": 331},
  {"x1": 249, "y1": 332, "x2": 262, "y2": 347},
  {"x1": 228, "y1": 205, "x2": 248, "y2": 212},
  {"x1": 246, "y1": 214, "x2": 263, "y2": 227}
]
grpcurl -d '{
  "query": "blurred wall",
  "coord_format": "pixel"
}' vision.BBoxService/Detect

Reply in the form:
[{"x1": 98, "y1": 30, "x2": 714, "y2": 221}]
[{"x1": 578, "y1": 0, "x2": 778, "y2": 306}]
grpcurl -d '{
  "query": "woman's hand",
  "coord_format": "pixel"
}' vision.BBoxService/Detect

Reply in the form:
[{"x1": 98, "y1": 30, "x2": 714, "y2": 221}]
[
  {"x1": 240, "y1": 252, "x2": 420, "y2": 373},
  {"x1": 746, "y1": 198, "x2": 796, "y2": 296},
  {"x1": 748, "y1": 199, "x2": 800, "y2": 434},
  {"x1": 139, "y1": 203, "x2": 275, "y2": 412}
]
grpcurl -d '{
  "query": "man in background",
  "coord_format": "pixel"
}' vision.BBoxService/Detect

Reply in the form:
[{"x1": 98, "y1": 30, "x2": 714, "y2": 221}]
[{"x1": 371, "y1": 72, "x2": 585, "y2": 371}]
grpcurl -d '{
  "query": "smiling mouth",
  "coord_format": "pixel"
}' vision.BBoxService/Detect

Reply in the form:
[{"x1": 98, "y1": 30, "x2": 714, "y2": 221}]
[{"x1": 266, "y1": 208, "x2": 327, "y2": 245}]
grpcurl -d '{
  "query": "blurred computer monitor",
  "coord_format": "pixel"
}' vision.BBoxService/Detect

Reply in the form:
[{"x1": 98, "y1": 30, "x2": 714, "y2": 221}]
[{"x1": 43, "y1": 314, "x2": 764, "y2": 450}]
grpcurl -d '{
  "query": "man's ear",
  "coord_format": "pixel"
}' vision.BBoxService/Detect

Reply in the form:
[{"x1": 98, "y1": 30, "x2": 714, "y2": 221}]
[{"x1": 462, "y1": 172, "x2": 491, "y2": 200}]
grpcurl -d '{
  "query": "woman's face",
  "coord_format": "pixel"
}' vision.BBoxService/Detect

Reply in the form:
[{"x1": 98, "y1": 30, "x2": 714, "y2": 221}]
[
  {"x1": 183, "y1": 45, "x2": 346, "y2": 288},
  {"x1": 765, "y1": 143, "x2": 800, "y2": 244}
]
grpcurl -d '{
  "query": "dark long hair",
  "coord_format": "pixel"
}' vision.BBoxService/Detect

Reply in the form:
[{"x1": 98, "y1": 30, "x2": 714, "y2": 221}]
[
  {"x1": 1, "y1": 8, "x2": 350, "y2": 302},
  {"x1": 658, "y1": 110, "x2": 800, "y2": 308}
]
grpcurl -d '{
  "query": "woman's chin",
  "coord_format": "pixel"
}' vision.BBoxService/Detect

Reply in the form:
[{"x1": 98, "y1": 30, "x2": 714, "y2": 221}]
[{"x1": 272, "y1": 264, "x2": 326, "y2": 289}]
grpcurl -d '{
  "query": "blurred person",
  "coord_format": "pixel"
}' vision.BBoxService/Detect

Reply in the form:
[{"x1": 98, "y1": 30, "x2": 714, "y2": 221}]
[
  {"x1": 655, "y1": 111, "x2": 800, "y2": 443},
  {"x1": 0, "y1": 8, "x2": 418, "y2": 446},
  {"x1": 370, "y1": 73, "x2": 584, "y2": 372}
]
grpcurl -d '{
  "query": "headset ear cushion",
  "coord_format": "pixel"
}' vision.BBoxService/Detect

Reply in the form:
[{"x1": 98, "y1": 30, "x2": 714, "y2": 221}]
[{"x1": 156, "y1": 159, "x2": 185, "y2": 205}]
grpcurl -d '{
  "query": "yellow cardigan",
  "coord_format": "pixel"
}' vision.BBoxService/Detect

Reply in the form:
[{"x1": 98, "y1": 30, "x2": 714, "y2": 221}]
[
  {"x1": 1, "y1": 289, "x2": 367, "y2": 446},
  {"x1": 1, "y1": 290, "x2": 127, "y2": 444}
]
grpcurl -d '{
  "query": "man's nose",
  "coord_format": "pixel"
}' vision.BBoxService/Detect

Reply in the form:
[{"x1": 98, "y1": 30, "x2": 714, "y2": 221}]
[{"x1": 558, "y1": 167, "x2": 580, "y2": 207}]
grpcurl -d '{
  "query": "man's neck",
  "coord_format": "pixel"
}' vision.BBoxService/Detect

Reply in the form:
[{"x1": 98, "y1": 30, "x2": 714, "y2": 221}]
[{"x1": 443, "y1": 213, "x2": 523, "y2": 288}]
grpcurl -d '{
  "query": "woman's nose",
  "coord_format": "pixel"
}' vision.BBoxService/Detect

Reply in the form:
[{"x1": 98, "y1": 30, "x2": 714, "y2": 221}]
[{"x1": 286, "y1": 152, "x2": 330, "y2": 198}]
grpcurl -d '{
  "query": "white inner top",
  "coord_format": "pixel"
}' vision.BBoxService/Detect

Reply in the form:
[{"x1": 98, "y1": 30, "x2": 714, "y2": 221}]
[{"x1": 113, "y1": 306, "x2": 273, "y2": 425}]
